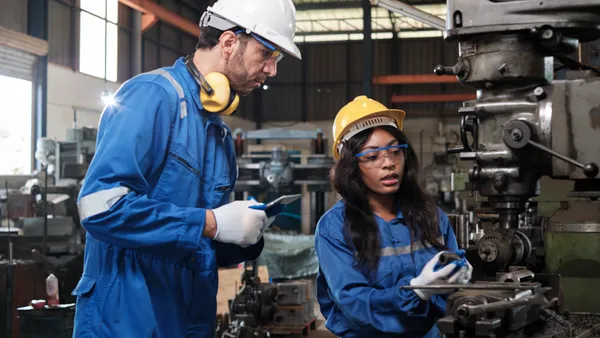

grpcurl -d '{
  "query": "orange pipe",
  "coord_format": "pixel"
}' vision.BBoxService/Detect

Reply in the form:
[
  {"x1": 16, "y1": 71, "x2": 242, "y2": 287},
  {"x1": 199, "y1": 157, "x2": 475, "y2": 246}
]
[
  {"x1": 391, "y1": 93, "x2": 476, "y2": 103},
  {"x1": 373, "y1": 74, "x2": 459, "y2": 85},
  {"x1": 119, "y1": 0, "x2": 200, "y2": 37}
]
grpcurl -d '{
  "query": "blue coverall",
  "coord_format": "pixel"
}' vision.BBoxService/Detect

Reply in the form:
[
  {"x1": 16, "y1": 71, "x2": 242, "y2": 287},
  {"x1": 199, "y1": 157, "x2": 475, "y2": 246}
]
[
  {"x1": 71, "y1": 57, "x2": 263, "y2": 337},
  {"x1": 315, "y1": 200, "x2": 460, "y2": 338}
]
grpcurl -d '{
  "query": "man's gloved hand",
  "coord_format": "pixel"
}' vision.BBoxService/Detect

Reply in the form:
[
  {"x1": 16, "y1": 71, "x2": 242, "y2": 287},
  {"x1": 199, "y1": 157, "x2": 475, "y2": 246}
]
[
  {"x1": 409, "y1": 251, "x2": 466, "y2": 301},
  {"x1": 249, "y1": 197, "x2": 287, "y2": 227},
  {"x1": 211, "y1": 199, "x2": 268, "y2": 246}
]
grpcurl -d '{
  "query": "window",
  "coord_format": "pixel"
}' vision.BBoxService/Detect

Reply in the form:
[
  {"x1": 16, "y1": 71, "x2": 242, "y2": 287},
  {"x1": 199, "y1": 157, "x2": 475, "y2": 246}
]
[
  {"x1": 0, "y1": 75, "x2": 33, "y2": 175},
  {"x1": 79, "y1": 0, "x2": 118, "y2": 82},
  {"x1": 293, "y1": 4, "x2": 446, "y2": 43}
]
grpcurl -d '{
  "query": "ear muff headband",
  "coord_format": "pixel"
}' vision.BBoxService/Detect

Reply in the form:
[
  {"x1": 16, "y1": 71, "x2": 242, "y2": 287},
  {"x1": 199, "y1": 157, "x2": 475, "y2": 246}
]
[{"x1": 184, "y1": 54, "x2": 239, "y2": 115}]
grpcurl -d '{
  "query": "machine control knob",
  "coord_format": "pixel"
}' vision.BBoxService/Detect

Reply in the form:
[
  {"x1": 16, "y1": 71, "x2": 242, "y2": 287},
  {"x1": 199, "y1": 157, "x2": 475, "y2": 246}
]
[
  {"x1": 503, "y1": 120, "x2": 599, "y2": 178},
  {"x1": 584, "y1": 163, "x2": 600, "y2": 178},
  {"x1": 434, "y1": 59, "x2": 470, "y2": 81}
]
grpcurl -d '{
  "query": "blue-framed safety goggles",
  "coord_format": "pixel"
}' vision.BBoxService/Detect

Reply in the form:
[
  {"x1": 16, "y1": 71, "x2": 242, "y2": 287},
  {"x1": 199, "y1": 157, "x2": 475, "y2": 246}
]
[
  {"x1": 234, "y1": 29, "x2": 283, "y2": 62},
  {"x1": 355, "y1": 144, "x2": 408, "y2": 158}
]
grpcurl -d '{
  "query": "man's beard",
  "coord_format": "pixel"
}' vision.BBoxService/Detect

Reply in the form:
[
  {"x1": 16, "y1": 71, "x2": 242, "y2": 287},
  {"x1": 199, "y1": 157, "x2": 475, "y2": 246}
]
[{"x1": 224, "y1": 49, "x2": 252, "y2": 96}]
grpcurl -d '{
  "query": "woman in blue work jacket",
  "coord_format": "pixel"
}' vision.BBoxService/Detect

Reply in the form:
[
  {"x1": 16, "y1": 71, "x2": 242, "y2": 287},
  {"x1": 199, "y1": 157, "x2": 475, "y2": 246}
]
[{"x1": 315, "y1": 96, "x2": 473, "y2": 338}]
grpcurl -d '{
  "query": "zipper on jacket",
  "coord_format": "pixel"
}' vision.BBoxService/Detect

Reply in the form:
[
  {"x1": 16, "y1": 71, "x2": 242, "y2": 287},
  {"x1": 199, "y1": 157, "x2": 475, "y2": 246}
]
[{"x1": 170, "y1": 152, "x2": 201, "y2": 177}]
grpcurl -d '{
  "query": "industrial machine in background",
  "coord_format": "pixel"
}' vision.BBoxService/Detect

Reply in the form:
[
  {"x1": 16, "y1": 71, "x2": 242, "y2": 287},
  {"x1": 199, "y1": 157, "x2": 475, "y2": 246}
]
[
  {"x1": 215, "y1": 261, "x2": 317, "y2": 338},
  {"x1": 233, "y1": 127, "x2": 335, "y2": 233},
  {"x1": 423, "y1": 121, "x2": 461, "y2": 212},
  {"x1": 216, "y1": 128, "x2": 329, "y2": 337},
  {"x1": 372, "y1": 0, "x2": 600, "y2": 336},
  {"x1": 1, "y1": 127, "x2": 95, "y2": 338},
  {"x1": 1, "y1": 127, "x2": 96, "y2": 259}
]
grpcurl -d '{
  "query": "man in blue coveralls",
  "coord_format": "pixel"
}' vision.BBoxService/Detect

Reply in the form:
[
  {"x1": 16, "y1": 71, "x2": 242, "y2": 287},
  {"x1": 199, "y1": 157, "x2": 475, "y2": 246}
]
[{"x1": 70, "y1": 0, "x2": 302, "y2": 336}]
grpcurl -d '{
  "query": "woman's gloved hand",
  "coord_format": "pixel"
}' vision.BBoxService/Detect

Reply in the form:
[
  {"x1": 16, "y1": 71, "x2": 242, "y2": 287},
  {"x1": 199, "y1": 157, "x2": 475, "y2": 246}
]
[
  {"x1": 409, "y1": 251, "x2": 467, "y2": 301},
  {"x1": 452, "y1": 249, "x2": 473, "y2": 285}
]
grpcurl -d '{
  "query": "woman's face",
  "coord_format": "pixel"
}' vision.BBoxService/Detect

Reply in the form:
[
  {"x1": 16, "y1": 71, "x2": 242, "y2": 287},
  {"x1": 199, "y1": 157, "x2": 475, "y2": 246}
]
[{"x1": 357, "y1": 128, "x2": 405, "y2": 195}]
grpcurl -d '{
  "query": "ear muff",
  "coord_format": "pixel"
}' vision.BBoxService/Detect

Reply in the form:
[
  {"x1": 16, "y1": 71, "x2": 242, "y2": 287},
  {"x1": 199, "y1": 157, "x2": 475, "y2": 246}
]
[
  {"x1": 185, "y1": 54, "x2": 239, "y2": 116},
  {"x1": 199, "y1": 72, "x2": 239, "y2": 116}
]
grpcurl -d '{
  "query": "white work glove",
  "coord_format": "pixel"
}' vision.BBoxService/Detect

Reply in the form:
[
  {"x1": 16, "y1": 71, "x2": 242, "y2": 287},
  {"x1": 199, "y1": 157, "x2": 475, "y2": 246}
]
[
  {"x1": 211, "y1": 199, "x2": 268, "y2": 246},
  {"x1": 457, "y1": 259, "x2": 473, "y2": 285},
  {"x1": 410, "y1": 251, "x2": 468, "y2": 301}
]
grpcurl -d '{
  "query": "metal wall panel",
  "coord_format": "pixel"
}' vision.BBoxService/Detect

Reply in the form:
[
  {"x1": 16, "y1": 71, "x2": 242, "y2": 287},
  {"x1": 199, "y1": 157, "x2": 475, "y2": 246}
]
[
  {"x1": 160, "y1": 24, "x2": 181, "y2": 50},
  {"x1": 180, "y1": 5, "x2": 199, "y2": 23},
  {"x1": 160, "y1": 47, "x2": 180, "y2": 67},
  {"x1": 144, "y1": 24, "x2": 159, "y2": 41},
  {"x1": 305, "y1": 83, "x2": 347, "y2": 121},
  {"x1": 0, "y1": 45, "x2": 36, "y2": 80},
  {"x1": 118, "y1": 28, "x2": 132, "y2": 82},
  {"x1": 261, "y1": 84, "x2": 303, "y2": 121},
  {"x1": 118, "y1": 2, "x2": 132, "y2": 29},
  {"x1": 348, "y1": 41, "x2": 365, "y2": 82},
  {"x1": 306, "y1": 43, "x2": 349, "y2": 83},
  {"x1": 257, "y1": 37, "x2": 473, "y2": 122},
  {"x1": 269, "y1": 51, "x2": 303, "y2": 85},
  {"x1": 116, "y1": 4, "x2": 133, "y2": 82},
  {"x1": 143, "y1": 20, "x2": 196, "y2": 70},
  {"x1": 181, "y1": 35, "x2": 196, "y2": 54},
  {"x1": 160, "y1": 0, "x2": 179, "y2": 13},
  {"x1": 48, "y1": 0, "x2": 73, "y2": 68},
  {"x1": 0, "y1": 0, "x2": 28, "y2": 33},
  {"x1": 143, "y1": 40, "x2": 159, "y2": 72}
]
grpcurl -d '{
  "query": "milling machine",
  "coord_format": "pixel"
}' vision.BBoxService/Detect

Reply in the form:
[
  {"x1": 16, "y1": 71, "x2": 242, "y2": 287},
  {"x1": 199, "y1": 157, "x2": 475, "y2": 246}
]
[{"x1": 371, "y1": 0, "x2": 600, "y2": 336}]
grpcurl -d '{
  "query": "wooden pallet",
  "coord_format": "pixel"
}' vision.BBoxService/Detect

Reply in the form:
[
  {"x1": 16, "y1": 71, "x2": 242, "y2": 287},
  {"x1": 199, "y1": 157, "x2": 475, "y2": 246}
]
[{"x1": 265, "y1": 317, "x2": 318, "y2": 337}]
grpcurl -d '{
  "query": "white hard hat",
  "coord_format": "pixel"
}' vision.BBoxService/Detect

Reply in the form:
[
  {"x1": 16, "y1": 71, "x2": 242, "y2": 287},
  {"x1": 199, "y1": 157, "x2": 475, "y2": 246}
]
[{"x1": 199, "y1": 0, "x2": 302, "y2": 60}]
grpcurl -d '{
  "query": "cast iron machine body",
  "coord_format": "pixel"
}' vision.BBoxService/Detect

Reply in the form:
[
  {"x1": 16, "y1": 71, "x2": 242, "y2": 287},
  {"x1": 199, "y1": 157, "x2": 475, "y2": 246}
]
[
  {"x1": 217, "y1": 262, "x2": 277, "y2": 338},
  {"x1": 435, "y1": 0, "x2": 600, "y2": 273},
  {"x1": 370, "y1": 0, "x2": 600, "y2": 336}
]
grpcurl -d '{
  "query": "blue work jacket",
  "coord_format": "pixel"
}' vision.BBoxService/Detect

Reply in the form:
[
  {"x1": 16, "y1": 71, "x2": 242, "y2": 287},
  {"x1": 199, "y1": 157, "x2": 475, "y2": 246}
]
[
  {"x1": 71, "y1": 57, "x2": 264, "y2": 337},
  {"x1": 315, "y1": 200, "x2": 459, "y2": 338}
]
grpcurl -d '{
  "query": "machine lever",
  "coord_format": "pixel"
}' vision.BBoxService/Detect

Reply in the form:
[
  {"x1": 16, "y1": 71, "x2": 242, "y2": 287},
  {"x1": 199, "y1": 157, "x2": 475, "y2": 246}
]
[
  {"x1": 527, "y1": 140, "x2": 599, "y2": 178},
  {"x1": 447, "y1": 115, "x2": 478, "y2": 154},
  {"x1": 503, "y1": 120, "x2": 599, "y2": 178},
  {"x1": 434, "y1": 59, "x2": 470, "y2": 81}
]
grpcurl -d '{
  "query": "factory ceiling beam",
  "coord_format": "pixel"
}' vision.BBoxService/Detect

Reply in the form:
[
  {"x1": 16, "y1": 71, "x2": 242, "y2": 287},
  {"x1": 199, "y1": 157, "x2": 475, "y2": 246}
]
[
  {"x1": 119, "y1": 0, "x2": 200, "y2": 37},
  {"x1": 294, "y1": 29, "x2": 439, "y2": 36},
  {"x1": 373, "y1": 74, "x2": 459, "y2": 84},
  {"x1": 391, "y1": 93, "x2": 476, "y2": 103},
  {"x1": 294, "y1": 0, "x2": 445, "y2": 11},
  {"x1": 370, "y1": 0, "x2": 445, "y2": 30}
]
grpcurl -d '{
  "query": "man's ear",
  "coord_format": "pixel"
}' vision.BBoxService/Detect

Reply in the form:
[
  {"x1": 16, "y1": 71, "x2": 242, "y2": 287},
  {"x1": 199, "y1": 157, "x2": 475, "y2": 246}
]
[{"x1": 219, "y1": 31, "x2": 237, "y2": 59}]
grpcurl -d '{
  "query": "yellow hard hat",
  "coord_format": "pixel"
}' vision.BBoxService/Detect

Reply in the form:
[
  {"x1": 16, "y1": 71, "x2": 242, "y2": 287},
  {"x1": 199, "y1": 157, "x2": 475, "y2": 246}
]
[{"x1": 332, "y1": 95, "x2": 406, "y2": 159}]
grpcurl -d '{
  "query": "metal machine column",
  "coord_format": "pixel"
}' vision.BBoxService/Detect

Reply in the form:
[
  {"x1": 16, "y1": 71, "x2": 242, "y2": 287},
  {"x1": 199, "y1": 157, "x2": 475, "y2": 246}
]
[{"x1": 28, "y1": 0, "x2": 49, "y2": 165}]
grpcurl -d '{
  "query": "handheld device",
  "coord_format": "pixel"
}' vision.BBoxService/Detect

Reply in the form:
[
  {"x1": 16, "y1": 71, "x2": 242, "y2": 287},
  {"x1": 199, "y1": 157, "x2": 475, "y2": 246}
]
[
  {"x1": 265, "y1": 194, "x2": 302, "y2": 209},
  {"x1": 249, "y1": 194, "x2": 302, "y2": 218}
]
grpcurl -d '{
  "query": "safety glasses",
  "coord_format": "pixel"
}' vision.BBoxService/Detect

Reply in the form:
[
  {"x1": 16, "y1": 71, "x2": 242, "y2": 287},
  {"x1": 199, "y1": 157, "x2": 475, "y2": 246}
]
[
  {"x1": 355, "y1": 144, "x2": 408, "y2": 169},
  {"x1": 235, "y1": 29, "x2": 283, "y2": 62}
]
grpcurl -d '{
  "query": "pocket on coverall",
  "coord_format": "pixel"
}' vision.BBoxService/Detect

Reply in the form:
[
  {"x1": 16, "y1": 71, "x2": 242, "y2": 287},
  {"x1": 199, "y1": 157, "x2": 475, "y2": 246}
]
[{"x1": 72, "y1": 274, "x2": 98, "y2": 323}]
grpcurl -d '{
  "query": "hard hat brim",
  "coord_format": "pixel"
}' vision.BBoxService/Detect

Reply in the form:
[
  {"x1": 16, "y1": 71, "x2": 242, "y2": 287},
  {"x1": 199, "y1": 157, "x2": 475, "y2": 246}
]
[{"x1": 332, "y1": 108, "x2": 406, "y2": 159}]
